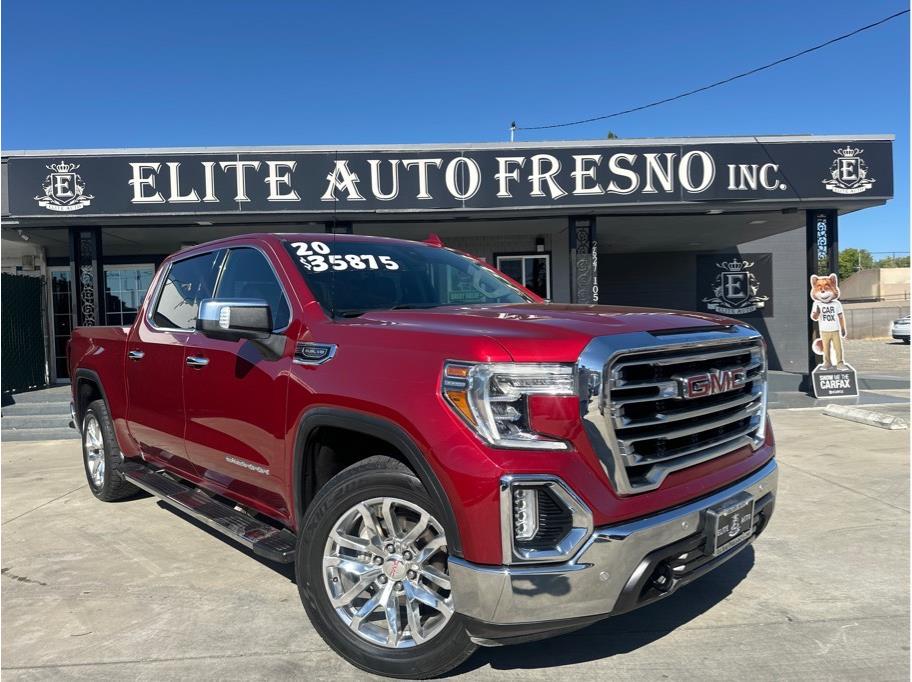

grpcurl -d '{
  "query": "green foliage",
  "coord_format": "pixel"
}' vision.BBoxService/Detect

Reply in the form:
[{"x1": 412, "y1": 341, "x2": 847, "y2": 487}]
[
  {"x1": 838, "y1": 248, "x2": 873, "y2": 281},
  {"x1": 875, "y1": 255, "x2": 911, "y2": 269},
  {"x1": 838, "y1": 248, "x2": 910, "y2": 281},
  {"x1": 605, "y1": 131, "x2": 619, "y2": 139}
]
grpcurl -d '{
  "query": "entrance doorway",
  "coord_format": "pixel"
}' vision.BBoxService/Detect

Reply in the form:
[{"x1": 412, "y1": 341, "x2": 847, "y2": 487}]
[
  {"x1": 495, "y1": 253, "x2": 552, "y2": 300},
  {"x1": 46, "y1": 264, "x2": 154, "y2": 382}
]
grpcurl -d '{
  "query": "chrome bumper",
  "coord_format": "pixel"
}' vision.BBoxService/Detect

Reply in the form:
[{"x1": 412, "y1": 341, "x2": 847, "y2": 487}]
[{"x1": 449, "y1": 458, "x2": 777, "y2": 626}]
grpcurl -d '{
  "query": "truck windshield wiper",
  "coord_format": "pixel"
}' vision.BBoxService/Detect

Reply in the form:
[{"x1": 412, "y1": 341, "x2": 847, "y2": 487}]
[
  {"x1": 333, "y1": 309, "x2": 368, "y2": 318},
  {"x1": 389, "y1": 303, "x2": 442, "y2": 310}
]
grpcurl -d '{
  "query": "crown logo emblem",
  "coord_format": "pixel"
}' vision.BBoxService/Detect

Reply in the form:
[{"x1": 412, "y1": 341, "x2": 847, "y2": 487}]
[
  {"x1": 34, "y1": 159, "x2": 94, "y2": 212},
  {"x1": 47, "y1": 161, "x2": 80, "y2": 173},
  {"x1": 833, "y1": 146, "x2": 862, "y2": 159},
  {"x1": 718, "y1": 258, "x2": 752, "y2": 272},
  {"x1": 824, "y1": 146, "x2": 874, "y2": 195}
]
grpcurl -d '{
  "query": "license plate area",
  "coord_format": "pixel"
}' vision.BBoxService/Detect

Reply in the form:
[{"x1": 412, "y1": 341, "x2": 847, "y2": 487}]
[{"x1": 704, "y1": 491, "x2": 755, "y2": 557}]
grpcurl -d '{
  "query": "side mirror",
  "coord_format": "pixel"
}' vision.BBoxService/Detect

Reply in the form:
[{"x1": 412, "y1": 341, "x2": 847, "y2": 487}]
[{"x1": 197, "y1": 299, "x2": 272, "y2": 341}]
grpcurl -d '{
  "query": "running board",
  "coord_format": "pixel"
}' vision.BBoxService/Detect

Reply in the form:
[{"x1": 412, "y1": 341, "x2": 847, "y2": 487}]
[{"x1": 123, "y1": 465, "x2": 297, "y2": 564}]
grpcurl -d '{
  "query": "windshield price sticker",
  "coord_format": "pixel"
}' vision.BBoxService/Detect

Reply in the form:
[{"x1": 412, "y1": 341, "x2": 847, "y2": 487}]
[{"x1": 290, "y1": 241, "x2": 400, "y2": 272}]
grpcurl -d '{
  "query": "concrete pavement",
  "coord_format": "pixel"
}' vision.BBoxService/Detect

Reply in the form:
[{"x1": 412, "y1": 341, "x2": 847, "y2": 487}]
[{"x1": 2, "y1": 407, "x2": 909, "y2": 680}]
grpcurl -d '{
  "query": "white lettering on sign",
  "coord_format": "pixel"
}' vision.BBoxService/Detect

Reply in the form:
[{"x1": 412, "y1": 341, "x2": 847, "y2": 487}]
[
  {"x1": 129, "y1": 162, "x2": 165, "y2": 203},
  {"x1": 115, "y1": 148, "x2": 804, "y2": 207}
]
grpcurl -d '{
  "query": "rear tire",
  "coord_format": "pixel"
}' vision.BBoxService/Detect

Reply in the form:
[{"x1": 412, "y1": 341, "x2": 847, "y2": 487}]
[
  {"x1": 82, "y1": 399, "x2": 137, "y2": 502},
  {"x1": 296, "y1": 455, "x2": 477, "y2": 678}
]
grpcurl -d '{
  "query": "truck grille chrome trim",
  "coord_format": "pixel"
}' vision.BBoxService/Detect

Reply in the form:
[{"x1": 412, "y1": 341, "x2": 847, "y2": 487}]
[{"x1": 578, "y1": 326, "x2": 767, "y2": 494}]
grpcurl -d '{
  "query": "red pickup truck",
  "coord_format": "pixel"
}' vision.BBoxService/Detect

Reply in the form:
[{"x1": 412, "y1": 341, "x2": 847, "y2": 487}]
[{"x1": 69, "y1": 232, "x2": 777, "y2": 678}]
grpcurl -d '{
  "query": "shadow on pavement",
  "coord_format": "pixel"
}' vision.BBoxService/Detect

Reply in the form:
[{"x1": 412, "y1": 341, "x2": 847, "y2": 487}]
[
  {"x1": 155, "y1": 501, "x2": 297, "y2": 583},
  {"x1": 453, "y1": 545, "x2": 755, "y2": 675}
]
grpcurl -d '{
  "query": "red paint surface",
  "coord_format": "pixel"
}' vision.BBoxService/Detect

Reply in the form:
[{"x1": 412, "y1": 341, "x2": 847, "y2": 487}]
[{"x1": 70, "y1": 233, "x2": 775, "y2": 566}]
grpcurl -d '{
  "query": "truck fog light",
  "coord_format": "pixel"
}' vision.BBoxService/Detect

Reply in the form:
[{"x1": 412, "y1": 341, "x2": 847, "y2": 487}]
[{"x1": 512, "y1": 488, "x2": 539, "y2": 541}]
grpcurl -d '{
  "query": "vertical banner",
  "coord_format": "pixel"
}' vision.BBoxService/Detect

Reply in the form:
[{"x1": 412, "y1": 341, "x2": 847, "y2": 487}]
[{"x1": 570, "y1": 217, "x2": 597, "y2": 304}]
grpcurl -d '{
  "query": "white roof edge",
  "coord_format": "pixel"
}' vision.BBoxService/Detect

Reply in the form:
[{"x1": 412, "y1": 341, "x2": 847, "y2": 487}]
[{"x1": 0, "y1": 134, "x2": 896, "y2": 158}]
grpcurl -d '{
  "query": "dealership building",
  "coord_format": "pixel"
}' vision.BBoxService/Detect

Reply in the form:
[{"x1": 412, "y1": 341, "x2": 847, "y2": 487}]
[{"x1": 0, "y1": 134, "x2": 894, "y2": 389}]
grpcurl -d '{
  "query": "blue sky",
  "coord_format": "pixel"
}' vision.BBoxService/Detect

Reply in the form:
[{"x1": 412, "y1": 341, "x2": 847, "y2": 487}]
[{"x1": 2, "y1": 1, "x2": 908, "y2": 253}]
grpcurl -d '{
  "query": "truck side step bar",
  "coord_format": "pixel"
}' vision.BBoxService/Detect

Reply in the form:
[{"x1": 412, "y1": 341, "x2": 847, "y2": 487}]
[{"x1": 122, "y1": 464, "x2": 297, "y2": 564}]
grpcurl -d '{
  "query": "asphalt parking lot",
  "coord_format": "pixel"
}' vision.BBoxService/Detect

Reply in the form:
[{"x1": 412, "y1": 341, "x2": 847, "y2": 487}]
[{"x1": 2, "y1": 407, "x2": 909, "y2": 681}]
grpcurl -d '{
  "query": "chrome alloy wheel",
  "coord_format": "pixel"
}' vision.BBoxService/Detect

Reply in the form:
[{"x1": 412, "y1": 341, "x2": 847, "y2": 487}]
[
  {"x1": 322, "y1": 497, "x2": 454, "y2": 648},
  {"x1": 83, "y1": 414, "x2": 105, "y2": 488}
]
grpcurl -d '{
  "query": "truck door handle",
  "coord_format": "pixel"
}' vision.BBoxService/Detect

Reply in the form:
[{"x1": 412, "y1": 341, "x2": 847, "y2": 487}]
[
  {"x1": 186, "y1": 355, "x2": 209, "y2": 368},
  {"x1": 128, "y1": 350, "x2": 145, "y2": 361}
]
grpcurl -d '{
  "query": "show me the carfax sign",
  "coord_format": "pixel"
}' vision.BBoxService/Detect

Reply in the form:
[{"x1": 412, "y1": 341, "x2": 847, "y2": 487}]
[{"x1": 5, "y1": 138, "x2": 893, "y2": 217}]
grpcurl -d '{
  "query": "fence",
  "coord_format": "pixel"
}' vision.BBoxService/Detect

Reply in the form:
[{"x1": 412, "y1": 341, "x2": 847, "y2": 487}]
[
  {"x1": 844, "y1": 304, "x2": 910, "y2": 340},
  {"x1": 1, "y1": 273, "x2": 48, "y2": 395}
]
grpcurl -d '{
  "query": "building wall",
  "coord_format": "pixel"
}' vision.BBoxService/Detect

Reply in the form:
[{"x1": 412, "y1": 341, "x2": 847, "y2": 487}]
[
  {"x1": 596, "y1": 226, "x2": 809, "y2": 373},
  {"x1": 840, "y1": 267, "x2": 910, "y2": 302}
]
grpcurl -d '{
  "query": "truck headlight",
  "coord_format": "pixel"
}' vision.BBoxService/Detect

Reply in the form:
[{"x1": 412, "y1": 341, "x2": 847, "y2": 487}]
[{"x1": 442, "y1": 362, "x2": 575, "y2": 450}]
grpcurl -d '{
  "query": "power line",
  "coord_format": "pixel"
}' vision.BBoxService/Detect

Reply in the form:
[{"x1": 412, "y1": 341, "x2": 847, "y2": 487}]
[{"x1": 513, "y1": 9, "x2": 909, "y2": 133}]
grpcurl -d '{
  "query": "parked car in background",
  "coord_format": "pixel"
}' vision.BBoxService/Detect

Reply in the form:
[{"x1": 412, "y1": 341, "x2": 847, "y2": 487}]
[
  {"x1": 69, "y1": 233, "x2": 777, "y2": 678},
  {"x1": 890, "y1": 315, "x2": 910, "y2": 344}
]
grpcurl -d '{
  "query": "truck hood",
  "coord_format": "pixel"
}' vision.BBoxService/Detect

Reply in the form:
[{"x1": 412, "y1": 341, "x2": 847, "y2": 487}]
[{"x1": 346, "y1": 303, "x2": 740, "y2": 362}]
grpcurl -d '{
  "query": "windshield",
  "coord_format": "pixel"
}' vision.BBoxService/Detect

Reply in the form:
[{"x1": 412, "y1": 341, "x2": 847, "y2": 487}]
[{"x1": 283, "y1": 238, "x2": 533, "y2": 317}]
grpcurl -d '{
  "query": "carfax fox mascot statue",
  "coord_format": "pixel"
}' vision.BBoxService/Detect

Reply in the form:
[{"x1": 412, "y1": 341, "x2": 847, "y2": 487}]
[{"x1": 809, "y1": 273, "x2": 849, "y2": 371}]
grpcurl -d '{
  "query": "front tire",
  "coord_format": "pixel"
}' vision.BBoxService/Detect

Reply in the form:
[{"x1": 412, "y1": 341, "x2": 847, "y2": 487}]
[
  {"x1": 82, "y1": 399, "x2": 137, "y2": 502},
  {"x1": 296, "y1": 455, "x2": 476, "y2": 678}
]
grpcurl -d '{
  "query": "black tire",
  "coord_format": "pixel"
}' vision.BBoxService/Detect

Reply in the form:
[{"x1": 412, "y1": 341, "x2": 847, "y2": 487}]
[
  {"x1": 903, "y1": 338, "x2": 910, "y2": 345},
  {"x1": 81, "y1": 399, "x2": 137, "y2": 502},
  {"x1": 296, "y1": 455, "x2": 477, "y2": 679}
]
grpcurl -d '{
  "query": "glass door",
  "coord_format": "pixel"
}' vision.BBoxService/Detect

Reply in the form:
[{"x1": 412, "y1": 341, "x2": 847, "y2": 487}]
[
  {"x1": 495, "y1": 253, "x2": 552, "y2": 300},
  {"x1": 47, "y1": 267, "x2": 73, "y2": 382},
  {"x1": 103, "y1": 265, "x2": 155, "y2": 326}
]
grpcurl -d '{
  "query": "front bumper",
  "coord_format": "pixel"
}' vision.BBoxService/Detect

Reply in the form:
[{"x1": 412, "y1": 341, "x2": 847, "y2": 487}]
[{"x1": 449, "y1": 458, "x2": 777, "y2": 634}]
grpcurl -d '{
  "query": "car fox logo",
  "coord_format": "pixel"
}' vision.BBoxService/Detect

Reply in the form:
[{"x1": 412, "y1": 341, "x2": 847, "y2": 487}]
[
  {"x1": 823, "y1": 147, "x2": 875, "y2": 195},
  {"x1": 35, "y1": 161, "x2": 94, "y2": 212}
]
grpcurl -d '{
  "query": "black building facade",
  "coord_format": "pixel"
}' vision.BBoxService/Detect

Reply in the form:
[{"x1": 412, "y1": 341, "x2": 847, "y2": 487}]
[{"x1": 0, "y1": 134, "x2": 894, "y2": 386}]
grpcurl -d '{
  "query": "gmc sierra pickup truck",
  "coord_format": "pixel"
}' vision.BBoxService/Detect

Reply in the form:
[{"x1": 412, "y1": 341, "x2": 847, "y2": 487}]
[{"x1": 69, "y1": 232, "x2": 777, "y2": 678}]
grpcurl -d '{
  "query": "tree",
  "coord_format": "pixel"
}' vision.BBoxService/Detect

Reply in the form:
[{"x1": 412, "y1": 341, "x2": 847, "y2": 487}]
[
  {"x1": 838, "y1": 248, "x2": 874, "y2": 281},
  {"x1": 875, "y1": 255, "x2": 910, "y2": 268},
  {"x1": 605, "y1": 131, "x2": 619, "y2": 139}
]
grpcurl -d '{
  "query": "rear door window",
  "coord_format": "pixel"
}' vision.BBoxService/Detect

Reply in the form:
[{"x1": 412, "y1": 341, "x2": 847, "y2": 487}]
[{"x1": 151, "y1": 251, "x2": 222, "y2": 330}]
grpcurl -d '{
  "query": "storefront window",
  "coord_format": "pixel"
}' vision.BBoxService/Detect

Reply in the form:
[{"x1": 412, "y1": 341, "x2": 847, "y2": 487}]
[
  {"x1": 495, "y1": 254, "x2": 551, "y2": 300},
  {"x1": 104, "y1": 266, "x2": 155, "y2": 326}
]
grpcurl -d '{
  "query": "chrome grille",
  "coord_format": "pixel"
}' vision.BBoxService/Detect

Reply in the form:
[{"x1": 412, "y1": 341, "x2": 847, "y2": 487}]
[{"x1": 578, "y1": 327, "x2": 767, "y2": 495}]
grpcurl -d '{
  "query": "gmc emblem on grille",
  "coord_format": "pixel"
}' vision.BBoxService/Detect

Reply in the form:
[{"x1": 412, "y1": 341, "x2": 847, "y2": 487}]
[{"x1": 678, "y1": 368, "x2": 747, "y2": 399}]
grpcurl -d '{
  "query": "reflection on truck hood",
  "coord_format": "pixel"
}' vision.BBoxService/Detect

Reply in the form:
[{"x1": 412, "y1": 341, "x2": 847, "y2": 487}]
[{"x1": 343, "y1": 303, "x2": 739, "y2": 362}]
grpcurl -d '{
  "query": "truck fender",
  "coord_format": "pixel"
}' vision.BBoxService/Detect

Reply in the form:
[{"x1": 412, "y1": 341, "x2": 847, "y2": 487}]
[{"x1": 292, "y1": 406, "x2": 463, "y2": 558}]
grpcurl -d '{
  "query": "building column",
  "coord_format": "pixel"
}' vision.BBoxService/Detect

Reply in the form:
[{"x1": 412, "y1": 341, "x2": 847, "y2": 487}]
[
  {"x1": 804, "y1": 209, "x2": 838, "y2": 387},
  {"x1": 68, "y1": 227, "x2": 105, "y2": 327},
  {"x1": 569, "y1": 216, "x2": 598, "y2": 304}
]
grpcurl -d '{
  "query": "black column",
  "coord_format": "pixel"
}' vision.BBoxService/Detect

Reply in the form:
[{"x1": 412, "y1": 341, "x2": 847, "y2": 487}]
[
  {"x1": 804, "y1": 210, "x2": 838, "y2": 388},
  {"x1": 68, "y1": 227, "x2": 105, "y2": 327},
  {"x1": 569, "y1": 217, "x2": 598, "y2": 304}
]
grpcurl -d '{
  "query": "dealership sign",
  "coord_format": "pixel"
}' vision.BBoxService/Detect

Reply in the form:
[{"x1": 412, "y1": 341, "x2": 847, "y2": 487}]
[{"x1": 5, "y1": 139, "x2": 893, "y2": 217}]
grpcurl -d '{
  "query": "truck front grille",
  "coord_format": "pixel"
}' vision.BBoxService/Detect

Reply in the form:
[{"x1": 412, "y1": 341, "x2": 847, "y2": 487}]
[{"x1": 578, "y1": 327, "x2": 767, "y2": 495}]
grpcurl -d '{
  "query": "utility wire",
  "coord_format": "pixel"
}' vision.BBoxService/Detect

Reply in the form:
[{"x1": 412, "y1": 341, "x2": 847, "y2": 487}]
[{"x1": 513, "y1": 8, "x2": 909, "y2": 132}]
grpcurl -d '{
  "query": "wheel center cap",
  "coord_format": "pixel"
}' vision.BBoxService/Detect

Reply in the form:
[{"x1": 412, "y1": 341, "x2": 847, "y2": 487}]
[{"x1": 384, "y1": 554, "x2": 408, "y2": 581}]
